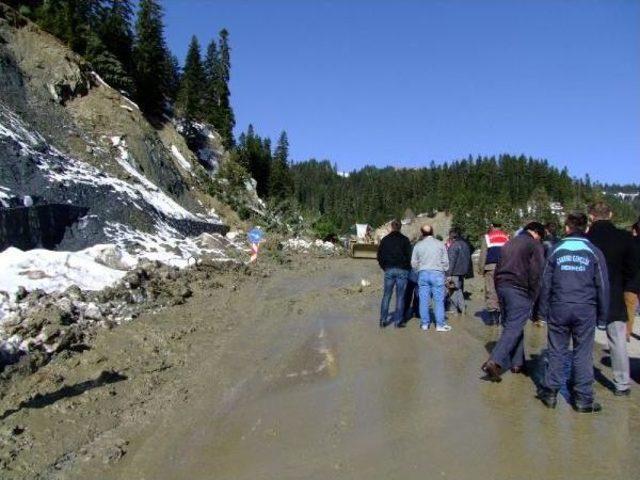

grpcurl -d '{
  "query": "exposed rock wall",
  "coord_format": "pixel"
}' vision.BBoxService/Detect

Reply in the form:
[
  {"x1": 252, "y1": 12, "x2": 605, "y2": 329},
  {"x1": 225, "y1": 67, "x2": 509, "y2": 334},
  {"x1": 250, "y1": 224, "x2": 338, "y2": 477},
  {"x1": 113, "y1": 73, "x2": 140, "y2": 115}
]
[
  {"x1": 0, "y1": 5, "x2": 231, "y2": 252},
  {"x1": 0, "y1": 204, "x2": 89, "y2": 250}
]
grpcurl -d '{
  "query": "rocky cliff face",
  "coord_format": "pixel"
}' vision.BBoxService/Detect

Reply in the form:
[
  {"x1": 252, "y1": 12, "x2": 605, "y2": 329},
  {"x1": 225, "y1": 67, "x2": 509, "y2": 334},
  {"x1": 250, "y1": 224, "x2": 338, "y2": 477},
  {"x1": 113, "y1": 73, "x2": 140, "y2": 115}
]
[
  {"x1": 0, "y1": 4, "x2": 235, "y2": 256},
  {"x1": 0, "y1": 5, "x2": 263, "y2": 364}
]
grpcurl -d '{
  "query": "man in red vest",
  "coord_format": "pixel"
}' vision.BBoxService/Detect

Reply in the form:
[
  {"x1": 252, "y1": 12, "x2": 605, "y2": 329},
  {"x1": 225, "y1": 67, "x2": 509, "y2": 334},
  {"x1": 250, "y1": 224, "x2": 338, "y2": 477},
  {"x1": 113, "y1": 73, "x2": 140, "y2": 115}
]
[{"x1": 477, "y1": 222, "x2": 510, "y2": 325}]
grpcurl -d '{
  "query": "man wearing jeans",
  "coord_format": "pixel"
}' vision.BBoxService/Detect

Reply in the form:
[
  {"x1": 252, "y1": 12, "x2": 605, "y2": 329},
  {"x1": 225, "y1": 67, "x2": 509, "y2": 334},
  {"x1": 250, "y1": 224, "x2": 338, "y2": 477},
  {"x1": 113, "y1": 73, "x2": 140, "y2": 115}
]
[
  {"x1": 411, "y1": 224, "x2": 451, "y2": 331},
  {"x1": 377, "y1": 219, "x2": 412, "y2": 328}
]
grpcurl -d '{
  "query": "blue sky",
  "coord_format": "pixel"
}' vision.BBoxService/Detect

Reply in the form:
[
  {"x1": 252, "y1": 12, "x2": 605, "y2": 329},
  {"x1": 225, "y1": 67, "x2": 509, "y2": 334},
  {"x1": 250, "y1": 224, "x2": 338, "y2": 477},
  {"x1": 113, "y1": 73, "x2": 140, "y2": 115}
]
[{"x1": 163, "y1": 0, "x2": 640, "y2": 183}]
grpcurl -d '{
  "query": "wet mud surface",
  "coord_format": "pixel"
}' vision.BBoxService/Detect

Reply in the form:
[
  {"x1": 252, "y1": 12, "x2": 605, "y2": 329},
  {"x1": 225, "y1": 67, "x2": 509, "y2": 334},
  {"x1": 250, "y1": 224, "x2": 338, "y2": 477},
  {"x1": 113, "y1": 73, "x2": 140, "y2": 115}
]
[{"x1": 1, "y1": 257, "x2": 639, "y2": 479}]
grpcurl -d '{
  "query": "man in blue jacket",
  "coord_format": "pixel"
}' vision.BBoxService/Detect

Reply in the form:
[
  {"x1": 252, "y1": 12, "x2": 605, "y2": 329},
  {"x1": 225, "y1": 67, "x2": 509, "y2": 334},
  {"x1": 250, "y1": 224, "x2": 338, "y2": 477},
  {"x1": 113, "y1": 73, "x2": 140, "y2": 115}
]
[{"x1": 537, "y1": 212, "x2": 609, "y2": 413}]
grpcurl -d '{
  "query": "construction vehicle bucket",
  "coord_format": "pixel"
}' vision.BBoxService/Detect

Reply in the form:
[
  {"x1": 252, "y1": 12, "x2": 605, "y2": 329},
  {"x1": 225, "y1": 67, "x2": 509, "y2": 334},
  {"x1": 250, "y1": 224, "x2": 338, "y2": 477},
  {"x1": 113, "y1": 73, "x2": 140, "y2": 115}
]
[{"x1": 349, "y1": 242, "x2": 378, "y2": 259}]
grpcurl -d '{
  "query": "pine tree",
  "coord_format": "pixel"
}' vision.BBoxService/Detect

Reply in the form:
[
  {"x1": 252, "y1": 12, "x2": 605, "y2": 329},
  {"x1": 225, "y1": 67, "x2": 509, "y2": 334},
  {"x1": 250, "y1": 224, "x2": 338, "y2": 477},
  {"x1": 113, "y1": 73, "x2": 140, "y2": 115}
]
[
  {"x1": 133, "y1": 0, "x2": 168, "y2": 116},
  {"x1": 86, "y1": 32, "x2": 135, "y2": 93},
  {"x1": 36, "y1": 0, "x2": 96, "y2": 53},
  {"x1": 176, "y1": 35, "x2": 206, "y2": 120},
  {"x1": 94, "y1": 0, "x2": 135, "y2": 92},
  {"x1": 214, "y1": 28, "x2": 235, "y2": 148},
  {"x1": 203, "y1": 39, "x2": 220, "y2": 126},
  {"x1": 163, "y1": 53, "x2": 181, "y2": 102},
  {"x1": 269, "y1": 131, "x2": 293, "y2": 199},
  {"x1": 235, "y1": 125, "x2": 271, "y2": 197}
]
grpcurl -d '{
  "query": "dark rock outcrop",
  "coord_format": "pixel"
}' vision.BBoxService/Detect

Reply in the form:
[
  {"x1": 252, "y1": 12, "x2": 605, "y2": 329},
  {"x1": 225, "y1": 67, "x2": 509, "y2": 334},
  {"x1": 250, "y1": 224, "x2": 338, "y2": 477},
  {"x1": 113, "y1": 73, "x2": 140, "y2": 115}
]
[
  {"x1": 0, "y1": 203, "x2": 89, "y2": 250},
  {"x1": 0, "y1": 7, "x2": 230, "y2": 252}
]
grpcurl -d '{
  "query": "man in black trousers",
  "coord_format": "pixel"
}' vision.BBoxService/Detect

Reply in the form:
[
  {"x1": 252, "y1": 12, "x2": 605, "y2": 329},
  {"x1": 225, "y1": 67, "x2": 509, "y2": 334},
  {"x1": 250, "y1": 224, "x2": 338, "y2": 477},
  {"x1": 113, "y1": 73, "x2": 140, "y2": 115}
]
[
  {"x1": 537, "y1": 212, "x2": 609, "y2": 413},
  {"x1": 377, "y1": 219, "x2": 412, "y2": 328},
  {"x1": 482, "y1": 222, "x2": 545, "y2": 381}
]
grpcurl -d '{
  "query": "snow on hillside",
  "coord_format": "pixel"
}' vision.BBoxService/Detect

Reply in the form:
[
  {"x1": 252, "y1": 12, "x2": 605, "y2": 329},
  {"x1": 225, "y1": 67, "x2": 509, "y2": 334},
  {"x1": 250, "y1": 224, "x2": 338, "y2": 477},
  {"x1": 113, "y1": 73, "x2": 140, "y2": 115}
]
[
  {"x1": 0, "y1": 102, "x2": 247, "y2": 328},
  {"x1": 0, "y1": 245, "x2": 131, "y2": 300},
  {"x1": 1, "y1": 102, "x2": 218, "y2": 224},
  {"x1": 108, "y1": 135, "x2": 205, "y2": 220},
  {"x1": 171, "y1": 144, "x2": 192, "y2": 171}
]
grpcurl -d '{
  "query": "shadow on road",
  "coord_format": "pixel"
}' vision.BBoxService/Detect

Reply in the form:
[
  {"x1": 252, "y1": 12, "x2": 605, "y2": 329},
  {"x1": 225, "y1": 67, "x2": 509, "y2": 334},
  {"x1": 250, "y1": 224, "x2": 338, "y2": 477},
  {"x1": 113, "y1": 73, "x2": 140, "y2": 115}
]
[{"x1": 0, "y1": 370, "x2": 127, "y2": 420}]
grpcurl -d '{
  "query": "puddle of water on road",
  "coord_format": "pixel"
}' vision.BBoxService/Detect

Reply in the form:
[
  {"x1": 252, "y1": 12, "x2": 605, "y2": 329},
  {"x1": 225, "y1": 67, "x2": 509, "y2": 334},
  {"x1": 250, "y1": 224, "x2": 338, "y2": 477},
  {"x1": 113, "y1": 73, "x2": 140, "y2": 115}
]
[{"x1": 268, "y1": 325, "x2": 339, "y2": 390}]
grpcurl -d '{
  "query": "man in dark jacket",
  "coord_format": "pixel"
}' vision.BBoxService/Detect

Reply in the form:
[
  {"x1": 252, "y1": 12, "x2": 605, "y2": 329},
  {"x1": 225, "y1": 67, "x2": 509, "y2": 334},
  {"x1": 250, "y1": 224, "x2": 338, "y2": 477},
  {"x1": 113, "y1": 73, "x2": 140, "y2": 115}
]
[
  {"x1": 587, "y1": 202, "x2": 638, "y2": 396},
  {"x1": 446, "y1": 228, "x2": 471, "y2": 315},
  {"x1": 377, "y1": 219, "x2": 412, "y2": 328},
  {"x1": 481, "y1": 222, "x2": 545, "y2": 381},
  {"x1": 537, "y1": 212, "x2": 609, "y2": 413}
]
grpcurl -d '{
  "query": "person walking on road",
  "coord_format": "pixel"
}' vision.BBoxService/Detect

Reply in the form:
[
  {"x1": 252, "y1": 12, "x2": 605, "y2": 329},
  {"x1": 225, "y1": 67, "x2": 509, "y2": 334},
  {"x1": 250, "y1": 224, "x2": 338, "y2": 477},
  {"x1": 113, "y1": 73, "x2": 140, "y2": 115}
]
[
  {"x1": 477, "y1": 222, "x2": 510, "y2": 325},
  {"x1": 587, "y1": 202, "x2": 638, "y2": 396},
  {"x1": 412, "y1": 224, "x2": 451, "y2": 331},
  {"x1": 481, "y1": 222, "x2": 545, "y2": 381},
  {"x1": 537, "y1": 212, "x2": 609, "y2": 413},
  {"x1": 377, "y1": 219, "x2": 412, "y2": 328},
  {"x1": 446, "y1": 228, "x2": 471, "y2": 316}
]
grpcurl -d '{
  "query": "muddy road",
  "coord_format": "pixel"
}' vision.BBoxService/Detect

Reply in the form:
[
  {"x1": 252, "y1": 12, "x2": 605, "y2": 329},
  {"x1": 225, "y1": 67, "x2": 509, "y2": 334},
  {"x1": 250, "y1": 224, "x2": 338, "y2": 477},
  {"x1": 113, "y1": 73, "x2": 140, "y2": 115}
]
[{"x1": 1, "y1": 257, "x2": 639, "y2": 479}]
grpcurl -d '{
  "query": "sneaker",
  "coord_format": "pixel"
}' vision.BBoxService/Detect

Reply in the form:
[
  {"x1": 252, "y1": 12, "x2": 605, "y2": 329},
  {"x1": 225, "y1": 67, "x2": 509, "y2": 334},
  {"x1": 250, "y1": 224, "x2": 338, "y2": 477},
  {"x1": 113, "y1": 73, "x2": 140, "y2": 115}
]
[
  {"x1": 420, "y1": 323, "x2": 429, "y2": 331},
  {"x1": 436, "y1": 325, "x2": 452, "y2": 332}
]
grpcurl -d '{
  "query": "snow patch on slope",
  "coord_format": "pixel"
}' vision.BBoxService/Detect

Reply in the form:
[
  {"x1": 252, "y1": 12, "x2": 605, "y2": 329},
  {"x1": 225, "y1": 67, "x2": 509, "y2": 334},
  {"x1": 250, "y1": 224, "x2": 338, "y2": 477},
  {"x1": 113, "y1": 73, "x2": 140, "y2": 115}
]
[
  {"x1": 171, "y1": 144, "x2": 192, "y2": 171},
  {"x1": 0, "y1": 103, "x2": 246, "y2": 327},
  {"x1": 1, "y1": 102, "x2": 220, "y2": 224},
  {"x1": 104, "y1": 221, "x2": 233, "y2": 268},
  {"x1": 0, "y1": 246, "x2": 128, "y2": 304}
]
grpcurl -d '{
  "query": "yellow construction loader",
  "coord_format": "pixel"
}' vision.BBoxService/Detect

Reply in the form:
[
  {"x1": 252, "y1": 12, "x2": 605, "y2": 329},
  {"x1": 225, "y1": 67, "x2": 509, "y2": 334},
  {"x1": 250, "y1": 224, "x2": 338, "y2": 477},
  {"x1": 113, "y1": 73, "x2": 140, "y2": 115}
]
[{"x1": 348, "y1": 224, "x2": 378, "y2": 259}]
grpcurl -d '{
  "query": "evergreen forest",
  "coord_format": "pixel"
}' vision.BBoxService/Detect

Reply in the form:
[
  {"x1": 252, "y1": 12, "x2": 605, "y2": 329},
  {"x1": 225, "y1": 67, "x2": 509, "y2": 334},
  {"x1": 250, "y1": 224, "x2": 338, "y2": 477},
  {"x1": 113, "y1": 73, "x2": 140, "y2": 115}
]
[{"x1": 6, "y1": 0, "x2": 639, "y2": 242}]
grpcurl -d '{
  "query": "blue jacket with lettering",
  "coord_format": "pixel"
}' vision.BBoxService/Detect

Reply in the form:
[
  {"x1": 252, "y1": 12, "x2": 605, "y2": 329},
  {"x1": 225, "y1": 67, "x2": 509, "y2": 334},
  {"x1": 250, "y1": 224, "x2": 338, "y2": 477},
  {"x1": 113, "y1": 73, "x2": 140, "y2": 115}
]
[{"x1": 539, "y1": 233, "x2": 610, "y2": 328}]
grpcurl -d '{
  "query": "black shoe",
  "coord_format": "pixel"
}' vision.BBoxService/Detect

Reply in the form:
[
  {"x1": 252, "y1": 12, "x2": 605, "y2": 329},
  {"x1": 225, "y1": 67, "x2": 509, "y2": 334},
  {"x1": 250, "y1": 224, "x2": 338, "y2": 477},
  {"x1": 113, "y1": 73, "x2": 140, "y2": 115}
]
[
  {"x1": 379, "y1": 319, "x2": 386, "y2": 329},
  {"x1": 572, "y1": 402, "x2": 602, "y2": 413},
  {"x1": 613, "y1": 388, "x2": 631, "y2": 397},
  {"x1": 481, "y1": 360, "x2": 502, "y2": 382},
  {"x1": 537, "y1": 388, "x2": 558, "y2": 409},
  {"x1": 394, "y1": 321, "x2": 407, "y2": 329}
]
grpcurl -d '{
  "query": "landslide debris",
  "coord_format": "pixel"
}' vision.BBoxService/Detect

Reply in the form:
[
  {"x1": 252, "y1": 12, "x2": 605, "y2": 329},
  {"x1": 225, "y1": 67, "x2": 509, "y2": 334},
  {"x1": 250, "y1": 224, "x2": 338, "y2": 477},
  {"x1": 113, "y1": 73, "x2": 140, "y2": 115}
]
[{"x1": 0, "y1": 256, "x2": 249, "y2": 387}]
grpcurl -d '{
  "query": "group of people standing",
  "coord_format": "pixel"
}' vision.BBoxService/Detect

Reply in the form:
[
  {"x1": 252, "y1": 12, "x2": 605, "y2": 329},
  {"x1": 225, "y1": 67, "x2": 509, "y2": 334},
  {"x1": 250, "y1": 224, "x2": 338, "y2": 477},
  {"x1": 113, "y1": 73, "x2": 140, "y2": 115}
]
[
  {"x1": 377, "y1": 220, "x2": 471, "y2": 332},
  {"x1": 377, "y1": 201, "x2": 640, "y2": 414}
]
